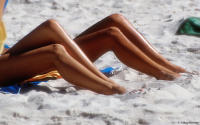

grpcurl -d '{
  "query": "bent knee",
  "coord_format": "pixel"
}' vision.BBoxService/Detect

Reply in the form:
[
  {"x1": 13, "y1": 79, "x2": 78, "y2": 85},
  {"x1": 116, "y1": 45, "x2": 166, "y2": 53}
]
[
  {"x1": 105, "y1": 26, "x2": 122, "y2": 37},
  {"x1": 42, "y1": 19, "x2": 60, "y2": 29},
  {"x1": 107, "y1": 13, "x2": 126, "y2": 23},
  {"x1": 47, "y1": 44, "x2": 67, "y2": 57}
]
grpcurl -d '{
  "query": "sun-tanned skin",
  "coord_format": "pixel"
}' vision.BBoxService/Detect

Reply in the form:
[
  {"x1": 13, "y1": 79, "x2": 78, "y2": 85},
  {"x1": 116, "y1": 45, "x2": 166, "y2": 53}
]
[
  {"x1": 0, "y1": 0, "x2": 4, "y2": 19},
  {"x1": 74, "y1": 27, "x2": 180, "y2": 80},
  {"x1": 0, "y1": 0, "x2": 185, "y2": 95},
  {"x1": 1, "y1": 19, "x2": 126, "y2": 95},
  {"x1": 75, "y1": 14, "x2": 186, "y2": 73}
]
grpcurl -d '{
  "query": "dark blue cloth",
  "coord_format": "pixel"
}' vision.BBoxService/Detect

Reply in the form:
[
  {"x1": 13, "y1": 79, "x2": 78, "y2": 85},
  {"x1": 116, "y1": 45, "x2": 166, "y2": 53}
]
[{"x1": 0, "y1": 81, "x2": 49, "y2": 94}]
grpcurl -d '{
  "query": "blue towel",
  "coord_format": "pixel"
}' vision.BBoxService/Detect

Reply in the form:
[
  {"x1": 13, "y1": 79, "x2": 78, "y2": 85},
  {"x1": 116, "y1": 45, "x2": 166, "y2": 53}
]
[
  {"x1": 4, "y1": 44, "x2": 10, "y2": 49},
  {"x1": 4, "y1": 0, "x2": 8, "y2": 9},
  {"x1": 0, "y1": 67, "x2": 118, "y2": 94}
]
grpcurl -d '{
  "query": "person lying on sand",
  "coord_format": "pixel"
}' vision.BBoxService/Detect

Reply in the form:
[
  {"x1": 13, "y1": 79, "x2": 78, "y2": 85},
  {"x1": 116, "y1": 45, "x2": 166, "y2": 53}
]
[{"x1": 0, "y1": 0, "x2": 186, "y2": 95}]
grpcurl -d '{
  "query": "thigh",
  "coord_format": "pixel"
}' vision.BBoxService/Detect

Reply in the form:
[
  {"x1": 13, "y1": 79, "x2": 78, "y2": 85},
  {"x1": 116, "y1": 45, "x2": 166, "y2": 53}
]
[{"x1": 0, "y1": 45, "x2": 57, "y2": 86}]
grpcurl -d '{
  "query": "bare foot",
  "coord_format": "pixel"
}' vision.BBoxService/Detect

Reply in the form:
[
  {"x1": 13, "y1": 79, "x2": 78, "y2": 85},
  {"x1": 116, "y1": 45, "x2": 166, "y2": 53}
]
[
  {"x1": 173, "y1": 65, "x2": 186, "y2": 73},
  {"x1": 156, "y1": 70, "x2": 180, "y2": 80},
  {"x1": 111, "y1": 84, "x2": 126, "y2": 94}
]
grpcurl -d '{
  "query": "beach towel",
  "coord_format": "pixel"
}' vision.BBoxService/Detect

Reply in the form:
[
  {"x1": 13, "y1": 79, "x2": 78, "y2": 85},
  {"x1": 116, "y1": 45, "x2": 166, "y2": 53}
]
[{"x1": 177, "y1": 17, "x2": 200, "y2": 36}]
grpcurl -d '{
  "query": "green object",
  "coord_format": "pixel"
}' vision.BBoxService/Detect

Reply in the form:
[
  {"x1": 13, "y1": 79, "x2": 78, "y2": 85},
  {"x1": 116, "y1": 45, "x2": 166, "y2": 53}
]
[{"x1": 177, "y1": 17, "x2": 200, "y2": 36}]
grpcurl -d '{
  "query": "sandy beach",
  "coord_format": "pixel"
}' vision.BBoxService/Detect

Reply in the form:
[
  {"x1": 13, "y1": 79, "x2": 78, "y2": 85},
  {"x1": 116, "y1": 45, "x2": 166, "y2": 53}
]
[{"x1": 1, "y1": 0, "x2": 200, "y2": 124}]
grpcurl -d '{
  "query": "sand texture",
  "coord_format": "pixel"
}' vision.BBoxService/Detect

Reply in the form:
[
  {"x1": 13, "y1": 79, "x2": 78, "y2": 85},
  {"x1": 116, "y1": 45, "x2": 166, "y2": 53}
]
[{"x1": 1, "y1": 0, "x2": 200, "y2": 124}]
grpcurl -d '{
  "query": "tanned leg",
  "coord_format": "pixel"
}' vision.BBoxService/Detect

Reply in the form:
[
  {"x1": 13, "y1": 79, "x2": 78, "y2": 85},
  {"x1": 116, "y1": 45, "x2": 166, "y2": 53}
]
[
  {"x1": 0, "y1": 44, "x2": 126, "y2": 95},
  {"x1": 5, "y1": 19, "x2": 111, "y2": 83},
  {"x1": 75, "y1": 27, "x2": 179, "y2": 80},
  {"x1": 75, "y1": 14, "x2": 186, "y2": 73},
  {"x1": 0, "y1": 0, "x2": 6, "y2": 19}
]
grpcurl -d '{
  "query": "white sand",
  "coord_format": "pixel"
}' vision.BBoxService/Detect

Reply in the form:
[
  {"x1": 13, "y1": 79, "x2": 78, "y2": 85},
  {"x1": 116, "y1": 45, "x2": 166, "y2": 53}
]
[{"x1": 1, "y1": 0, "x2": 200, "y2": 124}]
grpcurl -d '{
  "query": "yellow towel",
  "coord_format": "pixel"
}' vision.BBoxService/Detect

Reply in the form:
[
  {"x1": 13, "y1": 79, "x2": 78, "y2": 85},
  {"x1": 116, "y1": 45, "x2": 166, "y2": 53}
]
[
  {"x1": 0, "y1": 20, "x2": 6, "y2": 54},
  {"x1": 27, "y1": 70, "x2": 61, "y2": 82}
]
